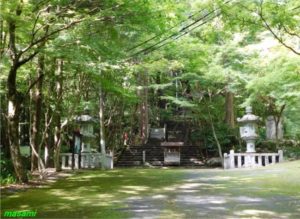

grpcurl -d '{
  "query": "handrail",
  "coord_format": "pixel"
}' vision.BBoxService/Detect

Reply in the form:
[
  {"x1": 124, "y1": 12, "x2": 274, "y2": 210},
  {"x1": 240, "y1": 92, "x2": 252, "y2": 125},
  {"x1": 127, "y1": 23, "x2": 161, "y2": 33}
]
[{"x1": 224, "y1": 150, "x2": 283, "y2": 169}]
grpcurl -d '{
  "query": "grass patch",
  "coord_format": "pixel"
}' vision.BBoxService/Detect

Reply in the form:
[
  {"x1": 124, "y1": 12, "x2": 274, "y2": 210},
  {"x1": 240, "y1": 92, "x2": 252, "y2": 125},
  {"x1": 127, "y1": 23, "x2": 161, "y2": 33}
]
[
  {"x1": 1, "y1": 161, "x2": 300, "y2": 218},
  {"x1": 1, "y1": 168, "x2": 186, "y2": 218}
]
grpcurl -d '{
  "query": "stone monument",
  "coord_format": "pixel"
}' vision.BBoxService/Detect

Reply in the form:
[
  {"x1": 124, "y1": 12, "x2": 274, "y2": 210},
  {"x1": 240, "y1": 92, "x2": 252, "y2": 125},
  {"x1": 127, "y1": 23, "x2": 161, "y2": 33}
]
[
  {"x1": 266, "y1": 116, "x2": 283, "y2": 140},
  {"x1": 76, "y1": 107, "x2": 95, "y2": 153}
]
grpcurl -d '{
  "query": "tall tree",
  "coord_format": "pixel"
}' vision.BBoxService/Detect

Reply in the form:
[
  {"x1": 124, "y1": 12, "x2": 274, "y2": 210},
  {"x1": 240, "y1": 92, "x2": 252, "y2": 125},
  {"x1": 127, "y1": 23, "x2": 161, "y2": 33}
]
[
  {"x1": 53, "y1": 59, "x2": 63, "y2": 171},
  {"x1": 30, "y1": 54, "x2": 44, "y2": 171}
]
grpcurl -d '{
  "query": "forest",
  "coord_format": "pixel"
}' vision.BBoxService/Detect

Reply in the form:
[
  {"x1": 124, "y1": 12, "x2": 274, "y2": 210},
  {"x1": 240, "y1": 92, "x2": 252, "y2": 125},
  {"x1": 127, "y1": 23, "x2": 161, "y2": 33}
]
[{"x1": 1, "y1": 0, "x2": 300, "y2": 196}]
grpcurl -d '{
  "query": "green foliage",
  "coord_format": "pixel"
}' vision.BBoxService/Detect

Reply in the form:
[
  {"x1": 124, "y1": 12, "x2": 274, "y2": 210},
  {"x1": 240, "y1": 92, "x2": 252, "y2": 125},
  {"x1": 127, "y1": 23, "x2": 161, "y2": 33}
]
[
  {"x1": 161, "y1": 96, "x2": 195, "y2": 108},
  {"x1": 1, "y1": 0, "x2": 300, "y2": 179},
  {"x1": 0, "y1": 153, "x2": 17, "y2": 185},
  {"x1": 257, "y1": 140, "x2": 300, "y2": 160}
]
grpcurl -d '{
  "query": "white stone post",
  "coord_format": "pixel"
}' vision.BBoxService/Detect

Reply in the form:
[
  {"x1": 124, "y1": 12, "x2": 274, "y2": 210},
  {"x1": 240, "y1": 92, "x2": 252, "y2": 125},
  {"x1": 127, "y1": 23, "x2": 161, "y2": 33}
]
[
  {"x1": 74, "y1": 154, "x2": 79, "y2": 169},
  {"x1": 90, "y1": 154, "x2": 95, "y2": 168},
  {"x1": 237, "y1": 155, "x2": 242, "y2": 168},
  {"x1": 143, "y1": 150, "x2": 146, "y2": 164},
  {"x1": 243, "y1": 154, "x2": 247, "y2": 167},
  {"x1": 81, "y1": 154, "x2": 85, "y2": 168},
  {"x1": 251, "y1": 154, "x2": 256, "y2": 167},
  {"x1": 62, "y1": 155, "x2": 66, "y2": 169},
  {"x1": 223, "y1": 153, "x2": 229, "y2": 169},
  {"x1": 87, "y1": 154, "x2": 91, "y2": 168},
  {"x1": 264, "y1": 156, "x2": 269, "y2": 166},
  {"x1": 229, "y1": 150, "x2": 235, "y2": 169},
  {"x1": 258, "y1": 155, "x2": 262, "y2": 167},
  {"x1": 278, "y1": 150, "x2": 283, "y2": 162},
  {"x1": 109, "y1": 154, "x2": 114, "y2": 169},
  {"x1": 271, "y1": 155, "x2": 276, "y2": 165},
  {"x1": 68, "y1": 154, "x2": 72, "y2": 168}
]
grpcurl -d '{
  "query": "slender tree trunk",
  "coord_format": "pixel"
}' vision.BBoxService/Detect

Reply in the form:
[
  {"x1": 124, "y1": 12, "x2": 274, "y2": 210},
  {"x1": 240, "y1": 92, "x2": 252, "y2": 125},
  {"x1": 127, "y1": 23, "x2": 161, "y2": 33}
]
[
  {"x1": 138, "y1": 72, "x2": 148, "y2": 144},
  {"x1": 30, "y1": 55, "x2": 44, "y2": 171},
  {"x1": 99, "y1": 88, "x2": 106, "y2": 154},
  {"x1": 274, "y1": 104, "x2": 285, "y2": 147},
  {"x1": 54, "y1": 59, "x2": 63, "y2": 171},
  {"x1": 208, "y1": 110, "x2": 223, "y2": 161},
  {"x1": 225, "y1": 90, "x2": 235, "y2": 128},
  {"x1": 208, "y1": 92, "x2": 223, "y2": 166},
  {"x1": 0, "y1": 89, "x2": 10, "y2": 157},
  {"x1": 44, "y1": 107, "x2": 53, "y2": 167}
]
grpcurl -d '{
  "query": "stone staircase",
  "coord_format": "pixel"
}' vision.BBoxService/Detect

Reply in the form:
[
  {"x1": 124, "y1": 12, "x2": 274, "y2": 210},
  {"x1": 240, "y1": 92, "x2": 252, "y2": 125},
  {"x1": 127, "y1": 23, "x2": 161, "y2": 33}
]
[
  {"x1": 180, "y1": 146, "x2": 204, "y2": 166},
  {"x1": 116, "y1": 139, "x2": 204, "y2": 167}
]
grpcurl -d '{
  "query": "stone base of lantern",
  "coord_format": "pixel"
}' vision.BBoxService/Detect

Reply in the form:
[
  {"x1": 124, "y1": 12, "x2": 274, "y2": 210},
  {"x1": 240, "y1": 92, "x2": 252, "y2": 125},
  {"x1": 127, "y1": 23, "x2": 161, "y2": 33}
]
[{"x1": 246, "y1": 140, "x2": 256, "y2": 153}]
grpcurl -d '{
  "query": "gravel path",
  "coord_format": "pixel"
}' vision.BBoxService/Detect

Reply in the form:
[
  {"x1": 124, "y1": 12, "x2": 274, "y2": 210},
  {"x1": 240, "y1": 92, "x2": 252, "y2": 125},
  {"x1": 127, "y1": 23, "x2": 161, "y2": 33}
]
[{"x1": 121, "y1": 167, "x2": 300, "y2": 219}]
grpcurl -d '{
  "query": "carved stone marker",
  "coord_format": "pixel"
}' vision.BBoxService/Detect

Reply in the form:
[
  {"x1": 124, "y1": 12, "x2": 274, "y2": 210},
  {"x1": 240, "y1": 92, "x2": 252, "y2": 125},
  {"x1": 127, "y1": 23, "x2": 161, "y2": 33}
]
[
  {"x1": 266, "y1": 116, "x2": 283, "y2": 140},
  {"x1": 149, "y1": 128, "x2": 165, "y2": 140}
]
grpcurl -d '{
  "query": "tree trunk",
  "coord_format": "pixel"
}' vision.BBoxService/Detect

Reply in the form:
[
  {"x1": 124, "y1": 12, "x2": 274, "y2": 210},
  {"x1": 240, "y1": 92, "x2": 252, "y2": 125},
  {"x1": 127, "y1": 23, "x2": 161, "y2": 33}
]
[
  {"x1": 274, "y1": 104, "x2": 285, "y2": 147},
  {"x1": 30, "y1": 55, "x2": 44, "y2": 171},
  {"x1": 7, "y1": 67, "x2": 28, "y2": 182},
  {"x1": 6, "y1": 13, "x2": 29, "y2": 182},
  {"x1": 0, "y1": 90, "x2": 10, "y2": 157},
  {"x1": 209, "y1": 110, "x2": 223, "y2": 161},
  {"x1": 138, "y1": 72, "x2": 149, "y2": 144},
  {"x1": 225, "y1": 90, "x2": 235, "y2": 128},
  {"x1": 54, "y1": 59, "x2": 63, "y2": 172},
  {"x1": 44, "y1": 107, "x2": 53, "y2": 168},
  {"x1": 208, "y1": 93, "x2": 223, "y2": 166},
  {"x1": 99, "y1": 88, "x2": 106, "y2": 154}
]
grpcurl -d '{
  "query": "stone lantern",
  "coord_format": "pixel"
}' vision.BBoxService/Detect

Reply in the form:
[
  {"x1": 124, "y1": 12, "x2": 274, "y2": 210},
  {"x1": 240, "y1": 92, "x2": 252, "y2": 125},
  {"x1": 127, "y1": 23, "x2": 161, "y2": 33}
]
[
  {"x1": 76, "y1": 107, "x2": 95, "y2": 153},
  {"x1": 237, "y1": 106, "x2": 260, "y2": 153}
]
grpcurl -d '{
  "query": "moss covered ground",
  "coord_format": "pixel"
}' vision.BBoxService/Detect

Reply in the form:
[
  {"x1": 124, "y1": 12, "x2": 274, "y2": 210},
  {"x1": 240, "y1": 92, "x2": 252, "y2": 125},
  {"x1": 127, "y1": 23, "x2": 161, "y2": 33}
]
[{"x1": 1, "y1": 161, "x2": 300, "y2": 218}]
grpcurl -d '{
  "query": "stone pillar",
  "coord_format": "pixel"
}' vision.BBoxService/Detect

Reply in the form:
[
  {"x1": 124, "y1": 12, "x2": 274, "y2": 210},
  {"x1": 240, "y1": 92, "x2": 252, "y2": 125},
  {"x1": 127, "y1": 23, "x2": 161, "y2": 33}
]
[
  {"x1": 264, "y1": 156, "x2": 269, "y2": 166},
  {"x1": 251, "y1": 154, "x2": 256, "y2": 167},
  {"x1": 143, "y1": 150, "x2": 146, "y2": 164},
  {"x1": 278, "y1": 150, "x2": 284, "y2": 162},
  {"x1": 223, "y1": 153, "x2": 229, "y2": 169},
  {"x1": 271, "y1": 155, "x2": 276, "y2": 164},
  {"x1": 266, "y1": 116, "x2": 283, "y2": 140},
  {"x1": 258, "y1": 155, "x2": 262, "y2": 167},
  {"x1": 62, "y1": 156, "x2": 66, "y2": 169},
  {"x1": 74, "y1": 154, "x2": 79, "y2": 169},
  {"x1": 229, "y1": 150, "x2": 235, "y2": 169},
  {"x1": 245, "y1": 154, "x2": 250, "y2": 168},
  {"x1": 237, "y1": 155, "x2": 242, "y2": 168}
]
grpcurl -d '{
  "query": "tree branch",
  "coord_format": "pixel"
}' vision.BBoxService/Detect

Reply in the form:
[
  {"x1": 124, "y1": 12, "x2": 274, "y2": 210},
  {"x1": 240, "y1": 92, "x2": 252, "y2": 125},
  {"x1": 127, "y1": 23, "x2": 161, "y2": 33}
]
[
  {"x1": 26, "y1": 73, "x2": 44, "y2": 95},
  {"x1": 258, "y1": 1, "x2": 300, "y2": 55},
  {"x1": 18, "y1": 50, "x2": 39, "y2": 67},
  {"x1": 282, "y1": 25, "x2": 300, "y2": 39},
  {"x1": 21, "y1": 18, "x2": 83, "y2": 56}
]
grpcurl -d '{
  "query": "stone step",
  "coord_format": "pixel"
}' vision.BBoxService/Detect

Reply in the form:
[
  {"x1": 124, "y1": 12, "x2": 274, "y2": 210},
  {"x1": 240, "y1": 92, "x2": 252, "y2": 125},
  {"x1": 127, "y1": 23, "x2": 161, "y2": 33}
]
[{"x1": 116, "y1": 136, "x2": 203, "y2": 166}]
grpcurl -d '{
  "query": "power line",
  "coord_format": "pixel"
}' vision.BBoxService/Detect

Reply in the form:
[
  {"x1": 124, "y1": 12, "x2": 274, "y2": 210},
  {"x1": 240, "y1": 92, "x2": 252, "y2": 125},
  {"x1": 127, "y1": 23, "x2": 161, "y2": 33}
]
[
  {"x1": 127, "y1": 8, "x2": 208, "y2": 52},
  {"x1": 146, "y1": 12, "x2": 221, "y2": 55},
  {"x1": 130, "y1": 10, "x2": 215, "y2": 57},
  {"x1": 130, "y1": 0, "x2": 232, "y2": 57}
]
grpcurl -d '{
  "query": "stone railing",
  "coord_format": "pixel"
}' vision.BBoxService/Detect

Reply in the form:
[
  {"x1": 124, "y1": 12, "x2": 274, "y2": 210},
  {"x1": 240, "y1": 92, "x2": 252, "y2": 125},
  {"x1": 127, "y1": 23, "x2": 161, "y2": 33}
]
[
  {"x1": 102, "y1": 153, "x2": 114, "y2": 169},
  {"x1": 81, "y1": 153, "x2": 102, "y2": 169},
  {"x1": 61, "y1": 152, "x2": 113, "y2": 170},
  {"x1": 223, "y1": 150, "x2": 283, "y2": 169},
  {"x1": 60, "y1": 153, "x2": 74, "y2": 170}
]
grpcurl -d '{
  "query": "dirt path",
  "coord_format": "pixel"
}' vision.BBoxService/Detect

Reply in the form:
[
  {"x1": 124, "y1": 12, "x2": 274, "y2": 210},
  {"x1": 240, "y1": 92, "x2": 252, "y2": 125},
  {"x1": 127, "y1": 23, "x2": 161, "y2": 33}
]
[{"x1": 122, "y1": 166, "x2": 300, "y2": 218}]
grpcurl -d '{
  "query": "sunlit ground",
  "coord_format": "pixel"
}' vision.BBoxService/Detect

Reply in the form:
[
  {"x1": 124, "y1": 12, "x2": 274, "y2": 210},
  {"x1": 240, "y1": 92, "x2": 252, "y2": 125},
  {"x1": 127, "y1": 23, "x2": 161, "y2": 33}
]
[{"x1": 1, "y1": 161, "x2": 300, "y2": 218}]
